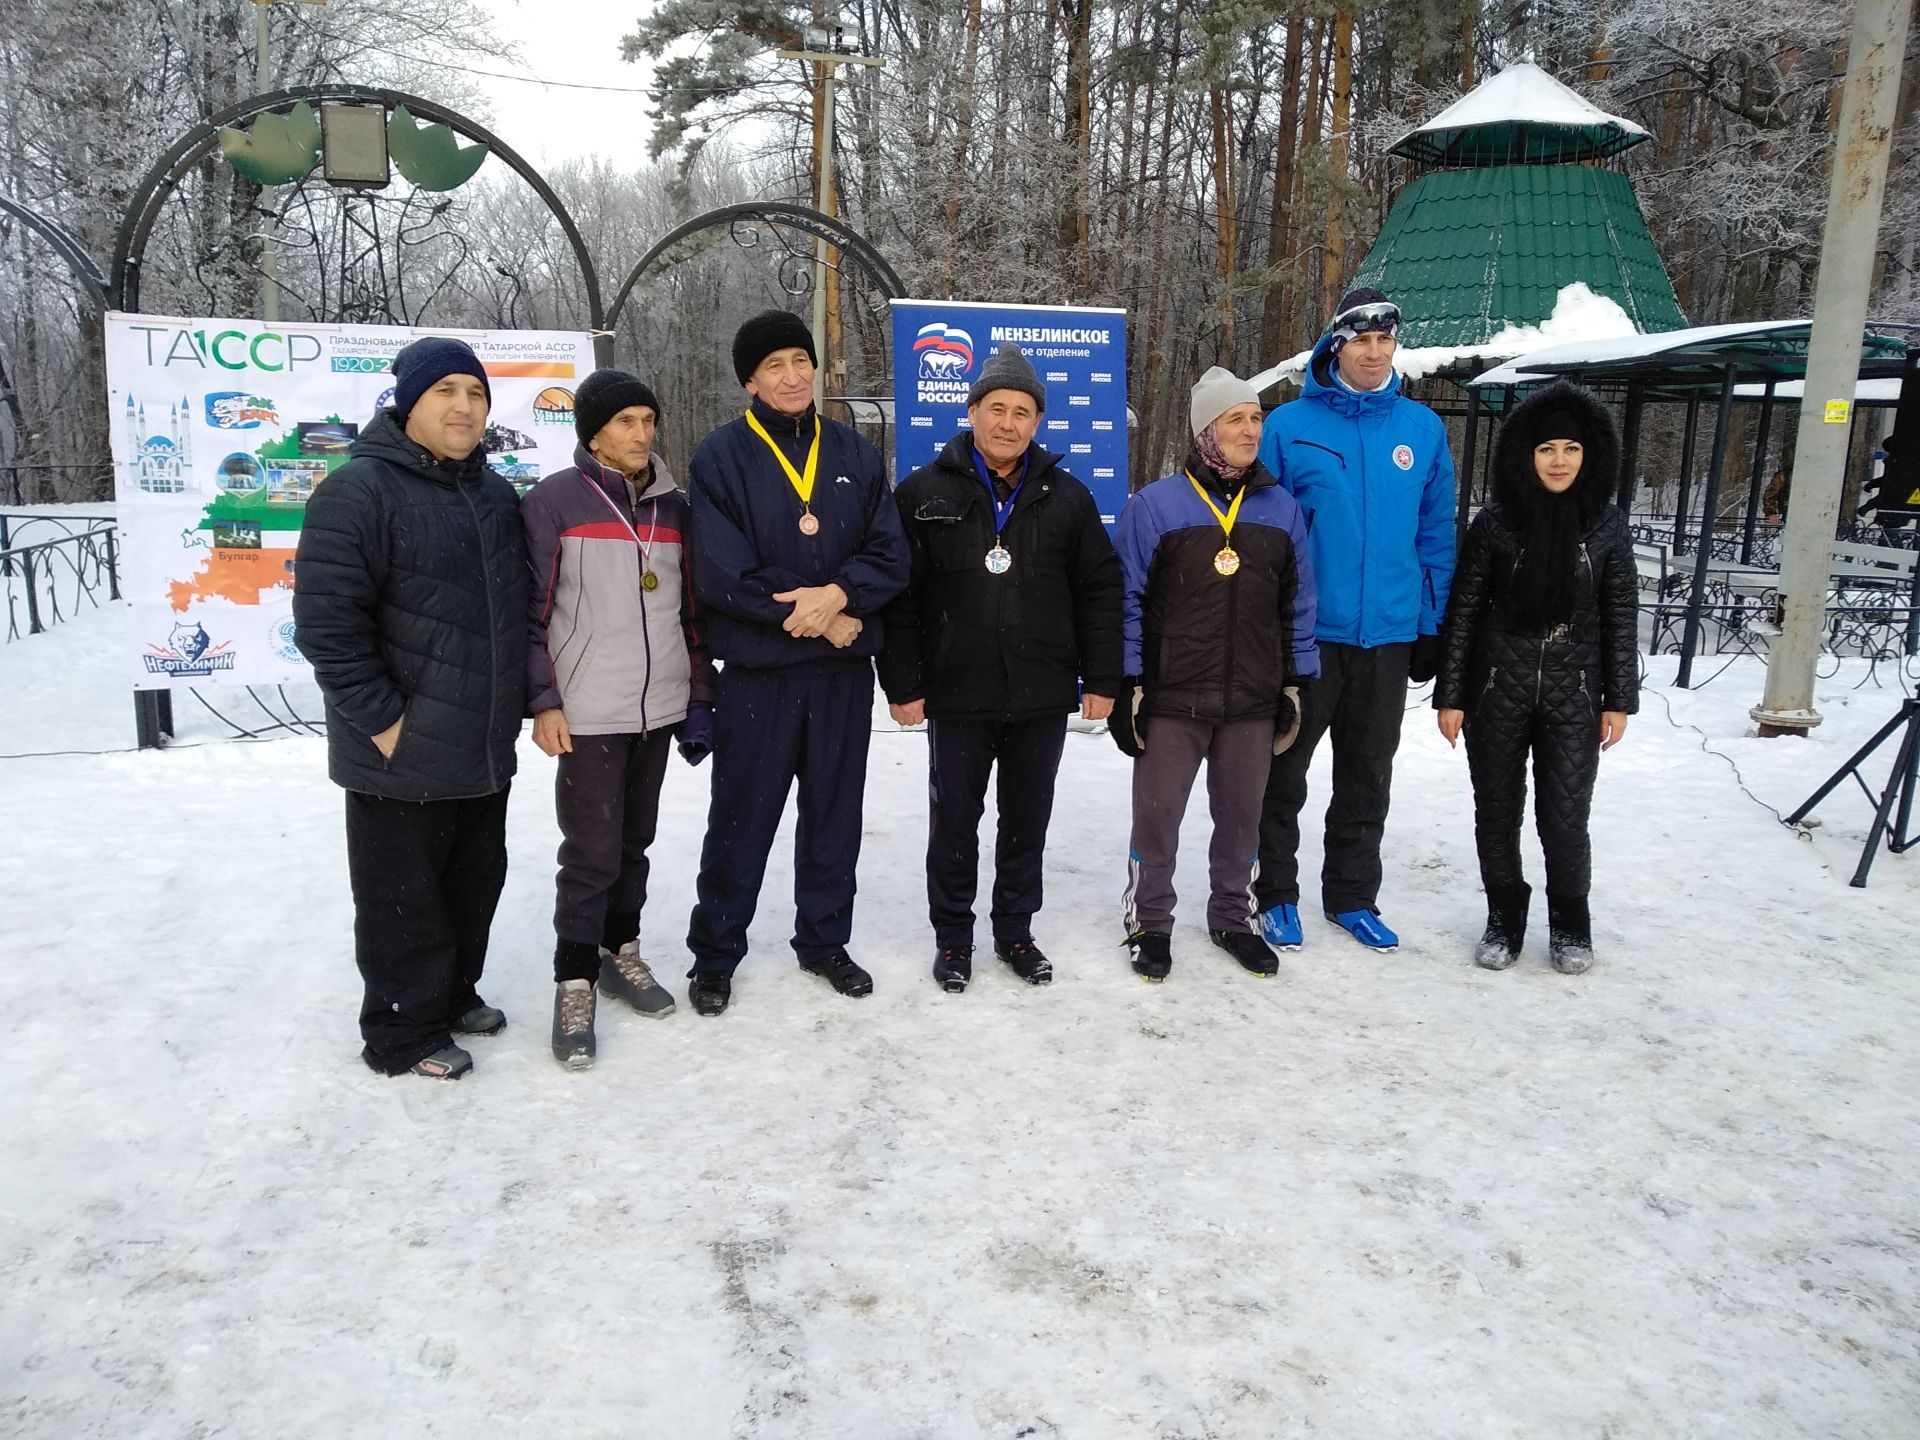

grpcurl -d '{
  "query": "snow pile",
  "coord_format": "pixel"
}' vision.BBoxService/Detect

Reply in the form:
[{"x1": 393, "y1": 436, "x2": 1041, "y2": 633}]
[
  {"x1": 3, "y1": 605, "x2": 1919, "y2": 1437},
  {"x1": 1252, "y1": 283, "x2": 1641, "y2": 392},
  {"x1": 1401, "y1": 282, "x2": 1639, "y2": 381}
]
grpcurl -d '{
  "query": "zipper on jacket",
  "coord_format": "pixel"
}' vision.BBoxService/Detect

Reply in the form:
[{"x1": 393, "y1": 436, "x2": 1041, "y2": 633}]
[
  {"x1": 460, "y1": 478, "x2": 501, "y2": 793},
  {"x1": 1290, "y1": 438, "x2": 1348, "y2": 467},
  {"x1": 1355, "y1": 414, "x2": 1368, "y2": 644},
  {"x1": 638, "y1": 493, "x2": 656, "y2": 732}
]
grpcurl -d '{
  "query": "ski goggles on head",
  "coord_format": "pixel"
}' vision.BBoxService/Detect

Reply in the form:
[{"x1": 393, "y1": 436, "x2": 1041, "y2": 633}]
[{"x1": 1327, "y1": 301, "x2": 1401, "y2": 351}]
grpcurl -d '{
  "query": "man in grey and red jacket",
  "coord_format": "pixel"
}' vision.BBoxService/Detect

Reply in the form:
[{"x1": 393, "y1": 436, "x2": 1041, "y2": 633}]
[{"x1": 522, "y1": 369, "x2": 716, "y2": 1068}]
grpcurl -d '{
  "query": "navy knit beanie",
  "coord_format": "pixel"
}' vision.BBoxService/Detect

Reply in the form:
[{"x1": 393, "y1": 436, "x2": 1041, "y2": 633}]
[
  {"x1": 392, "y1": 337, "x2": 490, "y2": 419},
  {"x1": 732, "y1": 310, "x2": 816, "y2": 385},
  {"x1": 574, "y1": 368, "x2": 662, "y2": 443}
]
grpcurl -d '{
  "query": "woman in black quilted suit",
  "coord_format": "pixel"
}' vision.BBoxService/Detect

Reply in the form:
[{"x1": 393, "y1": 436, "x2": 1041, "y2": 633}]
[{"x1": 1434, "y1": 381, "x2": 1638, "y2": 973}]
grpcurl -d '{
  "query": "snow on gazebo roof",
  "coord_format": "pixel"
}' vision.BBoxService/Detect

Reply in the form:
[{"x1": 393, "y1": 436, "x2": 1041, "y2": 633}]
[
  {"x1": 1389, "y1": 62, "x2": 1650, "y2": 167},
  {"x1": 1247, "y1": 283, "x2": 1640, "y2": 394}
]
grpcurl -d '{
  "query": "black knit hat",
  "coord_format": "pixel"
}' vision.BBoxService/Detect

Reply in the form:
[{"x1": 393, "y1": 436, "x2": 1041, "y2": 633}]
[
  {"x1": 966, "y1": 343, "x2": 1047, "y2": 413},
  {"x1": 574, "y1": 368, "x2": 661, "y2": 443},
  {"x1": 1527, "y1": 405, "x2": 1587, "y2": 449},
  {"x1": 732, "y1": 310, "x2": 817, "y2": 385},
  {"x1": 391, "y1": 336, "x2": 490, "y2": 419}
]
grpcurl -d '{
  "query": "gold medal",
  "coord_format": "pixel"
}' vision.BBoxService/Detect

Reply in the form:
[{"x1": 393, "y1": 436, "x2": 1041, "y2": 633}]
[
  {"x1": 744, "y1": 409, "x2": 823, "y2": 538},
  {"x1": 1187, "y1": 472, "x2": 1247, "y2": 579},
  {"x1": 641, "y1": 570, "x2": 660, "y2": 592}
]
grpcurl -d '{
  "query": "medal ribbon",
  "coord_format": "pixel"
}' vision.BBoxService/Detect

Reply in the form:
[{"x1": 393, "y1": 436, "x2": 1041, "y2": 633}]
[
  {"x1": 581, "y1": 466, "x2": 656, "y2": 578},
  {"x1": 971, "y1": 448, "x2": 1027, "y2": 538},
  {"x1": 1186, "y1": 471, "x2": 1246, "y2": 546},
  {"x1": 745, "y1": 409, "x2": 821, "y2": 510}
]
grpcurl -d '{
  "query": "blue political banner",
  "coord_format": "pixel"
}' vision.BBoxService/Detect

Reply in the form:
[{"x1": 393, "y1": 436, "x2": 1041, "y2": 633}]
[{"x1": 890, "y1": 300, "x2": 1129, "y2": 523}]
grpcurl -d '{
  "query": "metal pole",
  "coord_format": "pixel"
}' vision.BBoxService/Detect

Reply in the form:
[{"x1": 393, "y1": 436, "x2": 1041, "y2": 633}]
[
  {"x1": 811, "y1": 63, "x2": 835, "y2": 408},
  {"x1": 1615, "y1": 382, "x2": 1643, "y2": 511},
  {"x1": 1677, "y1": 366, "x2": 1738, "y2": 688},
  {"x1": 1756, "y1": 0, "x2": 1914, "y2": 735},
  {"x1": 254, "y1": 0, "x2": 279, "y2": 324},
  {"x1": 1741, "y1": 383, "x2": 1777, "y2": 563},
  {"x1": 1673, "y1": 396, "x2": 1699, "y2": 551},
  {"x1": 1456, "y1": 387, "x2": 1480, "y2": 548}
]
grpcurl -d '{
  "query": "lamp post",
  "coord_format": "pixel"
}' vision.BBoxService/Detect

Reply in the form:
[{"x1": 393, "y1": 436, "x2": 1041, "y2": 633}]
[{"x1": 777, "y1": 24, "x2": 882, "y2": 407}]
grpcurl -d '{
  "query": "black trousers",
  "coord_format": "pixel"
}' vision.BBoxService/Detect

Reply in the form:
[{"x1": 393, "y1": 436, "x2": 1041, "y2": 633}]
[
  {"x1": 552, "y1": 729, "x2": 673, "y2": 980},
  {"x1": 925, "y1": 712, "x2": 1069, "y2": 950},
  {"x1": 685, "y1": 663, "x2": 874, "y2": 977},
  {"x1": 1465, "y1": 708, "x2": 1599, "y2": 900},
  {"x1": 1256, "y1": 640, "x2": 1411, "y2": 914},
  {"x1": 346, "y1": 787, "x2": 510, "y2": 1074}
]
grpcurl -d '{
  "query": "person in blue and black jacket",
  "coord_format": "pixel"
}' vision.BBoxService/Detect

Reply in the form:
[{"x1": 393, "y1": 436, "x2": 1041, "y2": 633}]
[
  {"x1": 681, "y1": 311, "x2": 910, "y2": 1017},
  {"x1": 1253, "y1": 288, "x2": 1456, "y2": 955},
  {"x1": 1111, "y1": 366, "x2": 1319, "y2": 982}
]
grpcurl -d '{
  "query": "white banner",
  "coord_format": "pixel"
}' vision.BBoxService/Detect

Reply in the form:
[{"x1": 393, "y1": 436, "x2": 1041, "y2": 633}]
[{"x1": 106, "y1": 312, "x2": 594, "y2": 689}]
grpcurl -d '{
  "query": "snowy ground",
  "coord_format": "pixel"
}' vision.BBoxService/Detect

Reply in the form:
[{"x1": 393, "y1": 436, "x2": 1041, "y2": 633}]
[{"x1": 3, "y1": 601, "x2": 1918, "y2": 1439}]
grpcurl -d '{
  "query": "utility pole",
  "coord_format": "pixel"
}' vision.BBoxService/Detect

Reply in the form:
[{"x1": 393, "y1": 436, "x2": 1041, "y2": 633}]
[
  {"x1": 777, "y1": 26, "x2": 882, "y2": 407},
  {"x1": 252, "y1": 0, "x2": 279, "y2": 323},
  {"x1": 1753, "y1": 0, "x2": 1913, "y2": 737},
  {"x1": 246, "y1": 0, "x2": 327, "y2": 325}
]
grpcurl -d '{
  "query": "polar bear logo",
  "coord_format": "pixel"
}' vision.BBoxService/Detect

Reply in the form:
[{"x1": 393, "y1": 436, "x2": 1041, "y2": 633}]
[{"x1": 919, "y1": 349, "x2": 969, "y2": 380}]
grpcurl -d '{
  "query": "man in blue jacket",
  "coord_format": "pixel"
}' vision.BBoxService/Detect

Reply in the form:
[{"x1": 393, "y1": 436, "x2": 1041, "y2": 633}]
[
  {"x1": 682, "y1": 311, "x2": 911, "y2": 1015},
  {"x1": 1253, "y1": 289, "x2": 1456, "y2": 953}
]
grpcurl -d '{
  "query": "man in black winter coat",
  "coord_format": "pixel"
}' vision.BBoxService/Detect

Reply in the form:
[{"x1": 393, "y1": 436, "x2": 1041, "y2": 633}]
[
  {"x1": 879, "y1": 344, "x2": 1123, "y2": 993},
  {"x1": 293, "y1": 336, "x2": 528, "y2": 1080}
]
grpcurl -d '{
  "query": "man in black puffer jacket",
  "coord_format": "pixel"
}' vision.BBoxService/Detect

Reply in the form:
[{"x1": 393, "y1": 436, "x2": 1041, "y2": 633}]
[
  {"x1": 1433, "y1": 380, "x2": 1638, "y2": 974},
  {"x1": 293, "y1": 337, "x2": 528, "y2": 1079},
  {"x1": 879, "y1": 344, "x2": 1122, "y2": 992}
]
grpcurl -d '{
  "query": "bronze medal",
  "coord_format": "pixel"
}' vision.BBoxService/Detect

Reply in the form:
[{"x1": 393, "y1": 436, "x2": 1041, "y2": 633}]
[
  {"x1": 1214, "y1": 546, "x2": 1241, "y2": 577},
  {"x1": 798, "y1": 511, "x2": 821, "y2": 536},
  {"x1": 641, "y1": 570, "x2": 660, "y2": 592}
]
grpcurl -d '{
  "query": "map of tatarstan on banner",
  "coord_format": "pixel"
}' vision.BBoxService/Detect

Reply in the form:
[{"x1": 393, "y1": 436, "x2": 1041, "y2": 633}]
[{"x1": 106, "y1": 314, "x2": 594, "y2": 689}]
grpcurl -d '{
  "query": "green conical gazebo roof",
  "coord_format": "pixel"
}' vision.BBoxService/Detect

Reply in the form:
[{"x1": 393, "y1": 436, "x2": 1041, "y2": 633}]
[{"x1": 1349, "y1": 165, "x2": 1687, "y2": 349}]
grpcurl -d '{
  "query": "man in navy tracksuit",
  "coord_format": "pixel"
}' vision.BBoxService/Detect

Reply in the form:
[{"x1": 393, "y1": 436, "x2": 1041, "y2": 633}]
[
  {"x1": 1253, "y1": 288, "x2": 1456, "y2": 953},
  {"x1": 682, "y1": 311, "x2": 910, "y2": 1015}
]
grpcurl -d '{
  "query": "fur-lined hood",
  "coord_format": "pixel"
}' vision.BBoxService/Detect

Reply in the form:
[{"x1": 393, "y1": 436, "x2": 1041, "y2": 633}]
[{"x1": 1492, "y1": 381, "x2": 1619, "y2": 526}]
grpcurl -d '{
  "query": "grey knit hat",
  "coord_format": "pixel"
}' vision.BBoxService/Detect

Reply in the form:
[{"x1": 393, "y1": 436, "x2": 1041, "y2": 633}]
[
  {"x1": 1189, "y1": 365, "x2": 1259, "y2": 439},
  {"x1": 966, "y1": 344, "x2": 1046, "y2": 413}
]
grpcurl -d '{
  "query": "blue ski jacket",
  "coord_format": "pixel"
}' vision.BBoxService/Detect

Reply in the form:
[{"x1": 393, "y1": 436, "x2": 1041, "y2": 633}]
[{"x1": 1256, "y1": 334, "x2": 1456, "y2": 647}]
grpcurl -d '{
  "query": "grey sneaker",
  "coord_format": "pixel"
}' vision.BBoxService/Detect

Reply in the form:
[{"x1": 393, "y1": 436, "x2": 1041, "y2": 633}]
[
  {"x1": 452, "y1": 1002, "x2": 507, "y2": 1036},
  {"x1": 408, "y1": 1044, "x2": 473, "y2": 1080},
  {"x1": 551, "y1": 980, "x2": 597, "y2": 1069},
  {"x1": 599, "y1": 943, "x2": 676, "y2": 1017}
]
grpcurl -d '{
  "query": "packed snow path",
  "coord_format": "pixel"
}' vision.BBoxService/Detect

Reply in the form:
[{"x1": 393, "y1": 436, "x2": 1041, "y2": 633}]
[{"x1": 3, "y1": 605, "x2": 1917, "y2": 1437}]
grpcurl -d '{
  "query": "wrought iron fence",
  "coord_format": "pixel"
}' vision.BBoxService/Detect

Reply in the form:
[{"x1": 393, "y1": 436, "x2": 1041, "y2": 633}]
[{"x1": 1, "y1": 515, "x2": 120, "y2": 641}]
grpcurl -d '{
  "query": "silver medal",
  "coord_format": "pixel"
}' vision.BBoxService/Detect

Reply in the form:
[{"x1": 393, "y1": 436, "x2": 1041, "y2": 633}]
[{"x1": 984, "y1": 545, "x2": 1013, "y2": 575}]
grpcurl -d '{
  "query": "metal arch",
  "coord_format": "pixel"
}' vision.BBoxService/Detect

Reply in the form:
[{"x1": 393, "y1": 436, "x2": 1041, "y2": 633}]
[
  {"x1": 605, "y1": 202, "x2": 905, "y2": 333},
  {"x1": 108, "y1": 85, "x2": 605, "y2": 345},
  {"x1": 0, "y1": 196, "x2": 108, "y2": 310}
]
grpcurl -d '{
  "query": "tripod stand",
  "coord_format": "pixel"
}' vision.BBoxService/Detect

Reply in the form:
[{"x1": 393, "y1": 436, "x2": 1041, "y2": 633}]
[{"x1": 1786, "y1": 685, "x2": 1920, "y2": 887}]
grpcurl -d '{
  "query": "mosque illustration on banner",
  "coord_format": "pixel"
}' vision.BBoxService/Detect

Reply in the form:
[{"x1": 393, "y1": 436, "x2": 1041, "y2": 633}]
[{"x1": 123, "y1": 394, "x2": 194, "y2": 495}]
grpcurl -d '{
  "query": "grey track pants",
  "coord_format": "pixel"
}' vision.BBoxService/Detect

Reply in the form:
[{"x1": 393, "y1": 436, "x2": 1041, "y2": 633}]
[{"x1": 1122, "y1": 714, "x2": 1271, "y2": 937}]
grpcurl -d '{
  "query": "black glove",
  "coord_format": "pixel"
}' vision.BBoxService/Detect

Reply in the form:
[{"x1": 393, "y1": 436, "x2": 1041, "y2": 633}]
[
  {"x1": 1408, "y1": 633, "x2": 1442, "y2": 685},
  {"x1": 1109, "y1": 678, "x2": 1147, "y2": 758},
  {"x1": 1274, "y1": 678, "x2": 1312, "y2": 756},
  {"x1": 675, "y1": 701, "x2": 713, "y2": 766}
]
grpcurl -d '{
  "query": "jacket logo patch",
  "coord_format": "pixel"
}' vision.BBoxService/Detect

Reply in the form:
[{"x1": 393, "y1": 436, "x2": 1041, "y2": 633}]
[{"x1": 1392, "y1": 444, "x2": 1414, "y2": 471}]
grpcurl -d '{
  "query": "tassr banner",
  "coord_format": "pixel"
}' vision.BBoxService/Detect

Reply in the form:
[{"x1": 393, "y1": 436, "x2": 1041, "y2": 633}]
[
  {"x1": 889, "y1": 299, "x2": 1129, "y2": 524},
  {"x1": 105, "y1": 313, "x2": 594, "y2": 690}
]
